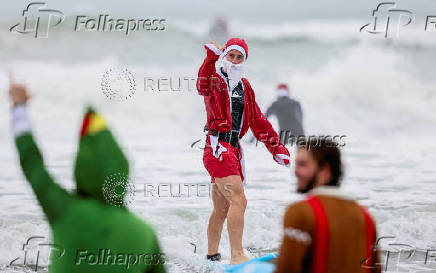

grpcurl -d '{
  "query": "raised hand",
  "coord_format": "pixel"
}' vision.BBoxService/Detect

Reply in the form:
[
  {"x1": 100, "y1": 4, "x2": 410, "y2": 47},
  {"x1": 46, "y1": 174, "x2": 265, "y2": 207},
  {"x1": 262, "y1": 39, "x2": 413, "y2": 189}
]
[
  {"x1": 8, "y1": 72, "x2": 31, "y2": 106},
  {"x1": 210, "y1": 41, "x2": 223, "y2": 51}
]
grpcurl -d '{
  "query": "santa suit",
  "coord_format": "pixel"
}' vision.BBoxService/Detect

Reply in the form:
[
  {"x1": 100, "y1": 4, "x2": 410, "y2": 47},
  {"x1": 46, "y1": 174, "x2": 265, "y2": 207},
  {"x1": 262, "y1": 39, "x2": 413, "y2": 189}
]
[{"x1": 196, "y1": 41, "x2": 290, "y2": 183}]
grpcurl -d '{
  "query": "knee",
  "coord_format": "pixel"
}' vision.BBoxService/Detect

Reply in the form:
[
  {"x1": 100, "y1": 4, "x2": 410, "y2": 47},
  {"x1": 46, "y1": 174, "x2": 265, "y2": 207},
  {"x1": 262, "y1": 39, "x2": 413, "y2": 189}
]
[
  {"x1": 232, "y1": 194, "x2": 247, "y2": 211},
  {"x1": 215, "y1": 206, "x2": 229, "y2": 221}
]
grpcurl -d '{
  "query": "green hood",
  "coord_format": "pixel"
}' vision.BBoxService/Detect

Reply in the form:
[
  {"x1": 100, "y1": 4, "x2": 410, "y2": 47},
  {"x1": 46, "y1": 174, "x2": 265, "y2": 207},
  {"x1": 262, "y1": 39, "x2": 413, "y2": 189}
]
[{"x1": 74, "y1": 107, "x2": 129, "y2": 206}]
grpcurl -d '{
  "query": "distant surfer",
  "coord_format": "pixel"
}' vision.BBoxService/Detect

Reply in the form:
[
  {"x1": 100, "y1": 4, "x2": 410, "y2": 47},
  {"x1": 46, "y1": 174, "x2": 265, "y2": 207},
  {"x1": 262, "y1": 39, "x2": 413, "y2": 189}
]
[
  {"x1": 265, "y1": 83, "x2": 304, "y2": 145},
  {"x1": 196, "y1": 38, "x2": 291, "y2": 264},
  {"x1": 275, "y1": 138, "x2": 381, "y2": 273},
  {"x1": 208, "y1": 16, "x2": 229, "y2": 45}
]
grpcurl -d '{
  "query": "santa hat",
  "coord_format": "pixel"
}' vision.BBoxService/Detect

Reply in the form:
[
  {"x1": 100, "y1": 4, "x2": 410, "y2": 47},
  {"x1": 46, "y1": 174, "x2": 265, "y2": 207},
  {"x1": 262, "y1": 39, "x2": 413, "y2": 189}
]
[
  {"x1": 222, "y1": 38, "x2": 248, "y2": 60},
  {"x1": 75, "y1": 106, "x2": 129, "y2": 206},
  {"x1": 276, "y1": 83, "x2": 290, "y2": 97}
]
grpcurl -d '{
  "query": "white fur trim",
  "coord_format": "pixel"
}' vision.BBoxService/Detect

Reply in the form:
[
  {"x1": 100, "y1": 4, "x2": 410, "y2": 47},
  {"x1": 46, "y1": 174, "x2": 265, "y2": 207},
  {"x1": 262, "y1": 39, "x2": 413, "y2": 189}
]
[
  {"x1": 216, "y1": 68, "x2": 233, "y2": 113},
  {"x1": 209, "y1": 135, "x2": 227, "y2": 160},
  {"x1": 223, "y1": 45, "x2": 246, "y2": 60},
  {"x1": 276, "y1": 88, "x2": 289, "y2": 97},
  {"x1": 11, "y1": 105, "x2": 32, "y2": 137},
  {"x1": 309, "y1": 186, "x2": 355, "y2": 201},
  {"x1": 205, "y1": 43, "x2": 222, "y2": 56},
  {"x1": 284, "y1": 227, "x2": 312, "y2": 245},
  {"x1": 239, "y1": 82, "x2": 245, "y2": 133},
  {"x1": 239, "y1": 143, "x2": 246, "y2": 186},
  {"x1": 274, "y1": 154, "x2": 290, "y2": 166}
]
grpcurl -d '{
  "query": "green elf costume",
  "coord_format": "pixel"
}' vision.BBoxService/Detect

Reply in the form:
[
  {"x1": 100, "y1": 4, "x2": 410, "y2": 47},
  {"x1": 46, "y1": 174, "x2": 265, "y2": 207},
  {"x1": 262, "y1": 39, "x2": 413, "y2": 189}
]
[{"x1": 11, "y1": 104, "x2": 166, "y2": 273}]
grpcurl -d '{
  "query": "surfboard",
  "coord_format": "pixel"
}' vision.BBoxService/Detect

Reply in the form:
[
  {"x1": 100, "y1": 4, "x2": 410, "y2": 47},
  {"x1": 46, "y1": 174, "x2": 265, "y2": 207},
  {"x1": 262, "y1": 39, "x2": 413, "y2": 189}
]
[{"x1": 219, "y1": 252, "x2": 278, "y2": 273}]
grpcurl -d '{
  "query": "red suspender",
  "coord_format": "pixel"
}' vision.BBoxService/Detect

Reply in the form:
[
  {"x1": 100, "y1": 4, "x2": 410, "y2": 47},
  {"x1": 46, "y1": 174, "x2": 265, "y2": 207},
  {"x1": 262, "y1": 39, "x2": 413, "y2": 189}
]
[
  {"x1": 361, "y1": 206, "x2": 377, "y2": 273},
  {"x1": 307, "y1": 195, "x2": 377, "y2": 273},
  {"x1": 307, "y1": 196, "x2": 329, "y2": 273}
]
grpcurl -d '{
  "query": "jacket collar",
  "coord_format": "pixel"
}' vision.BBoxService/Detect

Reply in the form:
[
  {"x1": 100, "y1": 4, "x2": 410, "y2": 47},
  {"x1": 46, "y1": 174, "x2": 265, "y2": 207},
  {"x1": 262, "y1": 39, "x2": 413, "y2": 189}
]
[{"x1": 308, "y1": 185, "x2": 355, "y2": 201}]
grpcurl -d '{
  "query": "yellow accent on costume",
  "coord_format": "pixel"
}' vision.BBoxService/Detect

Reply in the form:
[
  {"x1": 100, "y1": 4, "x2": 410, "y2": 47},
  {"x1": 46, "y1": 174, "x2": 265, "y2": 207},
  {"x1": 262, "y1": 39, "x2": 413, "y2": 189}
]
[{"x1": 87, "y1": 114, "x2": 107, "y2": 135}]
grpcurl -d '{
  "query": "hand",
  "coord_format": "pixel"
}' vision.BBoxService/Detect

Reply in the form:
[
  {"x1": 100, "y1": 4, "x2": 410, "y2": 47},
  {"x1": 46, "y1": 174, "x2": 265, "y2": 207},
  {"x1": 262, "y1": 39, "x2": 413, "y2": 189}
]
[
  {"x1": 8, "y1": 73, "x2": 31, "y2": 106},
  {"x1": 273, "y1": 146, "x2": 291, "y2": 166},
  {"x1": 274, "y1": 154, "x2": 290, "y2": 166},
  {"x1": 209, "y1": 41, "x2": 223, "y2": 51}
]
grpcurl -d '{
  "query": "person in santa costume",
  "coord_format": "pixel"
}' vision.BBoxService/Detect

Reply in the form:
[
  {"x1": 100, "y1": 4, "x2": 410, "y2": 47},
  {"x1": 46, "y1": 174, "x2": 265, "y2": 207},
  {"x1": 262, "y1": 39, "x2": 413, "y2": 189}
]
[{"x1": 196, "y1": 38, "x2": 291, "y2": 264}]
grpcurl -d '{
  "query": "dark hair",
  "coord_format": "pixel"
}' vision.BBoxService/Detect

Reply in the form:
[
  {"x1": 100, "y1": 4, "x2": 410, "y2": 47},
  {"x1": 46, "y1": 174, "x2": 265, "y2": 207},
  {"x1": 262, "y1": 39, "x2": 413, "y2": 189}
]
[{"x1": 298, "y1": 137, "x2": 343, "y2": 187}]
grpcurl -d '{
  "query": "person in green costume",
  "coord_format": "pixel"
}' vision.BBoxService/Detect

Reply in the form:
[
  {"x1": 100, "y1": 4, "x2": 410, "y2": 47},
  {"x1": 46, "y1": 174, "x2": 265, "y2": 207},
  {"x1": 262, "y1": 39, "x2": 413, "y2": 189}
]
[{"x1": 8, "y1": 74, "x2": 166, "y2": 273}]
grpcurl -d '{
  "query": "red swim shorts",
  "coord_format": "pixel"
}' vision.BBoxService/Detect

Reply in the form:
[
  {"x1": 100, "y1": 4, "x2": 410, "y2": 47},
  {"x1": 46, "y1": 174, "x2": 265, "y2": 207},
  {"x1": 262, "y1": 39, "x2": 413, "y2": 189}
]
[{"x1": 203, "y1": 135, "x2": 244, "y2": 183}]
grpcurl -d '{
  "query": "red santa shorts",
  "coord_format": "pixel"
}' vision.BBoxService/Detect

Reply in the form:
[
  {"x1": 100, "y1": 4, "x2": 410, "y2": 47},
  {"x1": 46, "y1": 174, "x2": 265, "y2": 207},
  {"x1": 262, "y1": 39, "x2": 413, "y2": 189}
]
[{"x1": 203, "y1": 134, "x2": 244, "y2": 183}]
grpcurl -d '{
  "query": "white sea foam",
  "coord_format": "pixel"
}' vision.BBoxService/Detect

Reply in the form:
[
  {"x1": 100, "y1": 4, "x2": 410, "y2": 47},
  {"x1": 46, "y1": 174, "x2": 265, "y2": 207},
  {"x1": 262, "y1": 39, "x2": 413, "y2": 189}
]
[{"x1": 0, "y1": 13, "x2": 435, "y2": 273}]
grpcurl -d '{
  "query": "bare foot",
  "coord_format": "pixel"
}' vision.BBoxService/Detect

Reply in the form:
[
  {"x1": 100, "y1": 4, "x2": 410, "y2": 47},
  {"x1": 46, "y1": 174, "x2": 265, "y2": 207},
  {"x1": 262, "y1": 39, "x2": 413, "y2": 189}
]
[{"x1": 230, "y1": 254, "x2": 250, "y2": 265}]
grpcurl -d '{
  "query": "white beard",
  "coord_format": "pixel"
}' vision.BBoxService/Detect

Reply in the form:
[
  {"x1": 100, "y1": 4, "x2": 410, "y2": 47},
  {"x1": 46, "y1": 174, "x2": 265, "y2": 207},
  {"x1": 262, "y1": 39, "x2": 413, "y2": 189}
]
[{"x1": 221, "y1": 58, "x2": 244, "y2": 91}]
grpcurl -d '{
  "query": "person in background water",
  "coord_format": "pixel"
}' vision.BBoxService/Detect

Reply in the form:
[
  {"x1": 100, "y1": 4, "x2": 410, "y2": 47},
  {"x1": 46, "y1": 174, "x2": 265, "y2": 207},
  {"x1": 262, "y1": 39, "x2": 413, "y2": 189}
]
[
  {"x1": 265, "y1": 83, "x2": 304, "y2": 145},
  {"x1": 8, "y1": 75, "x2": 166, "y2": 273},
  {"x1": 275, "y1": 138, "x2": 381, "y2": 273},
  {"x1": 208, "y1": 16, "x2": 229, "y2": 45}
]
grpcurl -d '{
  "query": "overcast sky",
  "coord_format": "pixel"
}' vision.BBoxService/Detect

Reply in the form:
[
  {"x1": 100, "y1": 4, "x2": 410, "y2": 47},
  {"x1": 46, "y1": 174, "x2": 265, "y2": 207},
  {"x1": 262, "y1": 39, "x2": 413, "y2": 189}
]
[{"x1": 2, "y1": 0, "x2": 436, "y2": 21}]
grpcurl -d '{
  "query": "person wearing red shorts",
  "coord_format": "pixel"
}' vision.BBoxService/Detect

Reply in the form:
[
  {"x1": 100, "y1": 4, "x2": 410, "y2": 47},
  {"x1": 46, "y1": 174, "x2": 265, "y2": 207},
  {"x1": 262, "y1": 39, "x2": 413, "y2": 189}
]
[{"x1": 196, "y1": 38, "x2": 291, "y2": 264}]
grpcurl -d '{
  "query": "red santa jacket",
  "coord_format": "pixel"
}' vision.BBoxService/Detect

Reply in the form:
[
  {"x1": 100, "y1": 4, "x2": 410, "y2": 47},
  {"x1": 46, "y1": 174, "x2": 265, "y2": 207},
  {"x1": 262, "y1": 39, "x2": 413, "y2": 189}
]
[{"x1": 196, "y1": 43, "x2": 290, "y2": 164}]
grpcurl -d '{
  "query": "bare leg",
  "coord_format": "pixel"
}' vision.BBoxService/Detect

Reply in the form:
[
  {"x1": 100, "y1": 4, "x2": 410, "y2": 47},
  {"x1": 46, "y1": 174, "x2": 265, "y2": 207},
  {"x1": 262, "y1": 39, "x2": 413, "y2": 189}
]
[
  {"x1": 215, "y1": 175, "x2": 249, "y2": 264},
  {"x1": 207, "y1": 183, "x2": 230, "y2": 255}
]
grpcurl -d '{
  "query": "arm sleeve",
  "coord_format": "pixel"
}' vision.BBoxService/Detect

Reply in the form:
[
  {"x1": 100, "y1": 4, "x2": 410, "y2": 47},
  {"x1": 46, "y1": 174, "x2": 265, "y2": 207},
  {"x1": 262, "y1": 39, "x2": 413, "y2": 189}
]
[
  {"x1": 248, "y1": 84, "x2": 289, "y2": 158},
  {"x1": 265, "y1": 104, "x2": 275, "y2": 118},
  {"x1": 275, "y1": 205, "x2": 312, "y2": 273},
  {"x1": 12, "y1": 106, "x2": 73, "y2": 224},
  {"x1": 196, "y1": 44, "x2": 221, "y2": 96}
]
